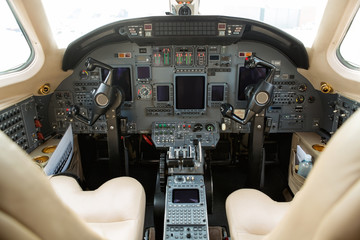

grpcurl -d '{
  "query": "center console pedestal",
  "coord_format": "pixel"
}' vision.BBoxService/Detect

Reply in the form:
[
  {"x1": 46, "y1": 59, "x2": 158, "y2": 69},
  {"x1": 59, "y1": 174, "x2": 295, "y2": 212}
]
[
  {"x1": 151, "y1": 121, "x2": 218, "y2": 240},
  {"x1": 164, "y1": 175, "x2": 209, "y2": 240}
]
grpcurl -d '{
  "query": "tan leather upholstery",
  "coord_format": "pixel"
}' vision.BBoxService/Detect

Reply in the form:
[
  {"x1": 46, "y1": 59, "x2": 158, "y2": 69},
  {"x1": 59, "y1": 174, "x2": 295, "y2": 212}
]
[
  {"x1": 49, "y1": 176, "x2": 146, "y2": 240},
  {"x1": 226, "y1": 109, "x2": 360, "y2": 240},
  {"x1": 226, "y1": 189, "x2": 290, "y2": 240},
  {"x1": 0, "y1": 130, "x2": 146, "y2": 240}
]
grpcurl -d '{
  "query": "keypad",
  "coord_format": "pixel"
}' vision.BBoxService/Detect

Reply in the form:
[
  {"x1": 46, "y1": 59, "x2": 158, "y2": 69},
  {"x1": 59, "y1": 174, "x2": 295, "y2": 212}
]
[
  {"x1": 164, "y1": 175, "x2": 209, "y2": 240},
  {"x1": 167, "y1": 208, "x2": 206, "y2": 225},
  {"x1": 165, "y1": 226, "x2": 208, "y2": 239}
]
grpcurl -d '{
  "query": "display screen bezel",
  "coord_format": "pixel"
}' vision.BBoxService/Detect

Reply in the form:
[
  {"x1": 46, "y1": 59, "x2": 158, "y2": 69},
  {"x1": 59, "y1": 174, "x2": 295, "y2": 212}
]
[
  {"x1": 136, "y1": 65, "x2": 151, "y2": 81},
  {"x1": 211, "y1": 85, "x2": 225, "y2": 102},
  {"x1": 207, "y1": 83, "x2": 228, "y2": 107},
  {"x1": 156, "y1": 85, "x2": 170, "y2": 102},
  {"x1": 174, "y1": 74, "x2": 207, "y2": 114},
  {"x1": 153, "y1": 83, "x2": 173, "y2": 107}
]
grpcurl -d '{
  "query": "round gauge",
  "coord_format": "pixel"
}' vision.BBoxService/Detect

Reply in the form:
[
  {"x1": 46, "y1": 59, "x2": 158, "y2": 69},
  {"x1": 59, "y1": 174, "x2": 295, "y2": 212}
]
[
  {"x1": 137, "y1": 84, "x2": 152, "y2": 100},
  {"x1": 79, "y1": 70, "x2": 89, "y2": 79},
  {"x1": 296, "y1": 95, "x2": 305, "y2": 104},
  {"x1": 205, "y1": 123, "x2": 215, "y2": 132},
  {"x1": 298, "y1": 84, "x2": 307, "y2": 92},
  {"x1": 193, "y1": 123, "x2": 203, "y2": 132}
]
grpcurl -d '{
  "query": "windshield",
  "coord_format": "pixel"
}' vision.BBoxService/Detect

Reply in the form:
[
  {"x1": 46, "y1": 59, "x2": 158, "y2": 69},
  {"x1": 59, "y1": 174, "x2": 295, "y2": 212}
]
[{"x1": 41, "y1": 0, "x2": 328, "y2": 48}]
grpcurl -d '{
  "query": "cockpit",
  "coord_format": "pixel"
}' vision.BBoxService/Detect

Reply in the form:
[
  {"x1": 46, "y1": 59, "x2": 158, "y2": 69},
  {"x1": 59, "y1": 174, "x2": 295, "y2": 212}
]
[{"x1": 1, "y1": 0, "x2": 360, "y2": 239}]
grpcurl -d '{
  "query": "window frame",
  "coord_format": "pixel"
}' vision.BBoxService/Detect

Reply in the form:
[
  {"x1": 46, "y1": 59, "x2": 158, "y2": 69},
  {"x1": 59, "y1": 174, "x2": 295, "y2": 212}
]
[
  {"x1": 0, "y1": 0, "x2": 35, "y2": 75},
  {"x1": 336, "y1": 7, "x2": 360, "y2": 71},
  {"x1": 0, "y1": 0, "x2": 45, "y2": 89}
]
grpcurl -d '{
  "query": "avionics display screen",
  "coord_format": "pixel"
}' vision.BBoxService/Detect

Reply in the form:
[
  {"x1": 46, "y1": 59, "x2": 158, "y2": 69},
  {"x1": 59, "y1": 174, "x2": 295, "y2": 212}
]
[
  {"x1": 209, "y1": 55, "x2": 220, "y2": 61},
  {"x1": 238, "y1": 67, "x2": 267, "y2": 100},
  {"x1": 157, "y1": 85, "x2": 170, "y2": 101},
  {"x1": 137, "y1": 66, "x2": 151, "y2": 79},
  {"x1": 175, "y1": 75, "x2": 206, "y2": 110},
  {"x1": 101, "y1": 67, "x2": 132, "y2": 101},
  {"x1": 172, "y1": 189, "x2": 199, "y2": 203},
  {"x1": 211, "y1": 85, "x2": 225, "y2": 101}
]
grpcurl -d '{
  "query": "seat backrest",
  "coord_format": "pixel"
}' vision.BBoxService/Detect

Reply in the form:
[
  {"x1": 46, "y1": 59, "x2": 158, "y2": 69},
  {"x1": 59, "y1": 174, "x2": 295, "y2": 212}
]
[
  {"x1": 0, "y1": 131, "x2": 102, "y2": 240},
  {"x1": 267, "y1": 109, "x2": 360, "y2": 240}
]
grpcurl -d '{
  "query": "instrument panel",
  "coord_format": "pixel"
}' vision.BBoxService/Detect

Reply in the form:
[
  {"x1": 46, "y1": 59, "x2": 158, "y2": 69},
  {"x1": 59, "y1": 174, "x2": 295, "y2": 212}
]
[
  {"x1": 0, "y1": 16, "x2": 359, "y2": 160},
  {"x1": 49, "y1": 41, "x2": 323, "y2": 135},
  {"x1": 0, "y1": 97, "x2": 40, "y2": 153}
]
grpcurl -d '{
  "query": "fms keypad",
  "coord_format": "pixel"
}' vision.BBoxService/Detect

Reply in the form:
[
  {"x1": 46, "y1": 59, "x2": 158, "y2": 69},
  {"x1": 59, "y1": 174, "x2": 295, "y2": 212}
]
[{"x1": 163, "y1": 175, "x2": 209, "y2": 240}]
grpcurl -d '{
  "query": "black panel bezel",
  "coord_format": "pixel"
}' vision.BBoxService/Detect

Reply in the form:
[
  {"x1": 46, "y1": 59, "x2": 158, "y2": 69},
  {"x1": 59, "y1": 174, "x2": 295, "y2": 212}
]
[{"x1": 62, "y1": 16, "x2": 309, "y2": 71}]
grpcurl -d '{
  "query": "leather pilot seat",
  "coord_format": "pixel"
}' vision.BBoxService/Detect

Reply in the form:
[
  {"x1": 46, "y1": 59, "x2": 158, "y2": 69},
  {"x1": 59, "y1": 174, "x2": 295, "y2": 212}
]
[
  {"x1": 0, "y1": 131, "x2": 146, "y2": 240},
  {"x1": 226, "y1": 109, "x2": 360, "y2": 240}
]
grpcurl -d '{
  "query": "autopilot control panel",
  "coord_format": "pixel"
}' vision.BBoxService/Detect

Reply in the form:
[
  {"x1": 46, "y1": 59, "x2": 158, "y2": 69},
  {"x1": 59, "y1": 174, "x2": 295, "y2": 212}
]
[{"x1": 152, "y1": 121, "x2": 219, "y2": 149}]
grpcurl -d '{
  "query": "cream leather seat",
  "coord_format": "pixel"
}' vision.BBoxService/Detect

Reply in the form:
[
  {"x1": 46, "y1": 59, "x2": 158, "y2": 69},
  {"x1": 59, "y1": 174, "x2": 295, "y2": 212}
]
[
  {"x1": 226, "y1": 109, "x2": 360, "y2": 240},
  {"x1": 0, "y1": 131, "x2": 146, "y2": 240}
]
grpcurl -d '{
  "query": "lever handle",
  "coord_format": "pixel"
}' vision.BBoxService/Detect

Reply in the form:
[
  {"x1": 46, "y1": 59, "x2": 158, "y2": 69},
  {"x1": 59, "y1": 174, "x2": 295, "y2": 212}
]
[
  {"x1": 85, "y1": 58, "x2": 112, "y2": 72},
  {"x1": 69, "y1": 105, "x2": 92, "y2": 125},
  {"x1": 220, "y1": 55, "x2": 276, "y2": 125},
  {"x1": 220, "y1": 103, "x2": 233, "y2": 118},
  {"x1": 220, "y1": 103, "x2": 255, "y2": 125},
  {"x1": 245, "y1": 55, "x2": 275, "y2": 72}
]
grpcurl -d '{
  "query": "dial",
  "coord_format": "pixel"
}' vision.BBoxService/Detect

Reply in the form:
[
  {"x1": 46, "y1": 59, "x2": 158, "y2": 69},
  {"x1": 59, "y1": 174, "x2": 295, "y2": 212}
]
[
  {"x1": 193, "y1": 123, "x2": 203, "y2": 132},
  {"x1": 296, "y1": 95, "x2": 305, "y2": 104},
  {"x1": 205, "y1": 123, "x2": 215, "y2": 132},
  {"x1": 298, "y1": 84, "x2": 307, "y2": 92},
  {"x1": 136, "y1": 84, "x2": 152, "y2": 100},
  {"x1": 79, "y1": 70, "x2": 89, "y2": 79}
]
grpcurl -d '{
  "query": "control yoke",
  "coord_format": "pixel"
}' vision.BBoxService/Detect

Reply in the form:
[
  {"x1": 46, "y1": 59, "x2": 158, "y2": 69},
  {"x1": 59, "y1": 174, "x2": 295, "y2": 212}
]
[
  {"x1": 71, "y1": 58, "x2": 123, "y2": 125},
  {"x1": 221, "y1": 55, "x2": 275, "y2": 125}
]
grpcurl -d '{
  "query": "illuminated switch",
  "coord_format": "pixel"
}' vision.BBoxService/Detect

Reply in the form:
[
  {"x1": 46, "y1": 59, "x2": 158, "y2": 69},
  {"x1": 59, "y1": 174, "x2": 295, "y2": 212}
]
[{"x1": 218, "y1": 23, "x2": 226, "y2": 30}]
